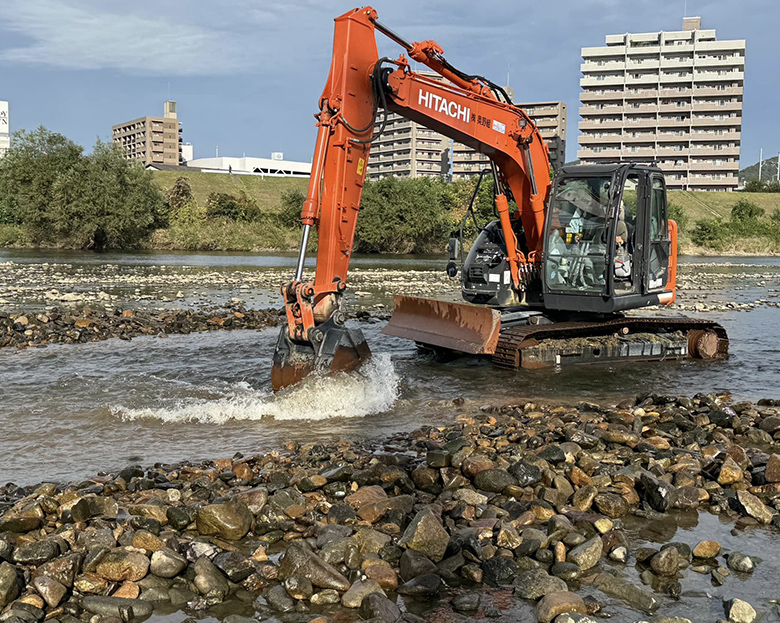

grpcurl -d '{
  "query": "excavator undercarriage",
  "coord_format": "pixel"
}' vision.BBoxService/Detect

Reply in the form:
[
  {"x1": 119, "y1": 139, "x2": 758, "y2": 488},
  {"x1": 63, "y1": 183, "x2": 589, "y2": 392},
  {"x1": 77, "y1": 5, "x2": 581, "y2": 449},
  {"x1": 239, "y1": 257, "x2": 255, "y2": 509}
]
[{"x1": 382, "y1": 295, "x2": 728, "y2": 371}]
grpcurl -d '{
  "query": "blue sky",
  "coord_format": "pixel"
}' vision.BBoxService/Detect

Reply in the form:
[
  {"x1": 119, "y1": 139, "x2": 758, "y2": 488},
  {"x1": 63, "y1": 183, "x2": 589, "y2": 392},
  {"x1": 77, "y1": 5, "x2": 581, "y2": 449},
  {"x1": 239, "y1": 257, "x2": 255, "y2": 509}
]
[{"x1": 1, "y1": 0, "x2": 776, "y2": 167}]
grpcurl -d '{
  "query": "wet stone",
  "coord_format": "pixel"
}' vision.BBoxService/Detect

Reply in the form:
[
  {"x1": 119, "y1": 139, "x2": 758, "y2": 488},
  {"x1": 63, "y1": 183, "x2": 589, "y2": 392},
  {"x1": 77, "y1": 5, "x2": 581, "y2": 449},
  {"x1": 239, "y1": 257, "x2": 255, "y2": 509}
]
[
  {"x1": 452, "y1": 591, "x2": 481, "y2": 613},
  {"x1": 310, "y1": 589, "x2": 340, "y2": 605},
  {"x1": 482, "y1": 556, "x2": 517, "y2": 585},
  {"x1": 278, "y1": 543, "x2": 351, "y2": 591},
  {"x1": 474, "y1": 468, "x2": 517, "y2": 493},
  {"x1": 592, "y1": 573, "x2": 660, "y2": 613},
  {"x1": 360, "y1": 592, "x2": 401, "y2": 622},
  {"x1": 725, "y1": 598, "x2": 757, "y2": 623},
  {"x1": 397, "y1": 573, "x2": 441, "y2": 597},
  {"x1": 593, "y1": 493, "x2": 629, "y2": 518},
  {"x1": 736, "y1": 490, "x2": 773, "y2": 524},
  {"x1": 399, "y1": 549, "x2": 437, "y2": 581},
  {"x1": 567, "y1": 536, "x2": 602, "y2": 571},
  {"x1": 398, "y1": 509, "x2": 449, "y2": 562},
  {"x1": 213, "y1": 551, "x2": 254, "y2": 582},
  {"x1": 342, "y1": 579, "x2": 385, "y2": 608},
  {"x1": 509, "y1": 461, "x2": 543, "y2": 486},
  {"x1": 96, "y1": 550, "x2": 150, "y2": 582},
  {"x1": 31, "y1": 575, "x2": 66, "y2": 608},
  {"x1": 12, "y1": 540, "x2": 60, "y2": 566},
  {"x1": 513, "y1": 568, "x2": 568, "y2": 600},
  {"x1": 0, "y1": 561, "x2": 21, "y2": 608},
  {"x1": 550, "y1": 562, "x2": 581, "y2": 581},
  {"x1": 727, "y1": 552, "x2": 755, "y2": 574},
  {"x1": 150, "y1": 547, "x2": 187, "y2": 578},
  {"x1": 265, "y1": 584, "x2": 295, "y2": 613},
  {"x1": 535, "y1": 591, "x2": 587, "y2": 623},
  {"x1": 81, "y1": 595, "x2": 154, "y2": 619},
  {"x1": 284, "y1": 576, "x2": 313, "y2": 601},
  {"x1": 196, "y1": 500, "x2": 253, "y2": 540}
]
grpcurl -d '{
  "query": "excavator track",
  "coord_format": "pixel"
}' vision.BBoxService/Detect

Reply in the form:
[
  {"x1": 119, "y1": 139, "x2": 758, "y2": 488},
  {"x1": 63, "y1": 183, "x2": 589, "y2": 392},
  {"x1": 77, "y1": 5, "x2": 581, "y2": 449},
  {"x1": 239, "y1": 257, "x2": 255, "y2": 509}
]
[{"x1": 492, "y1": 316, "x2": 729, "y2": 370}]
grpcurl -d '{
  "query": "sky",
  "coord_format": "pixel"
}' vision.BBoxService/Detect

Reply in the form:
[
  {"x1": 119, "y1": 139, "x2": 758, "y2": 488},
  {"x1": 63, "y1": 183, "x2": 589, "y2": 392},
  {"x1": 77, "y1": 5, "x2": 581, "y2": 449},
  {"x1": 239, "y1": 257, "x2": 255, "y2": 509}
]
[{"x1": 1, "y1": 0, "x2": 777, "y2": 167}]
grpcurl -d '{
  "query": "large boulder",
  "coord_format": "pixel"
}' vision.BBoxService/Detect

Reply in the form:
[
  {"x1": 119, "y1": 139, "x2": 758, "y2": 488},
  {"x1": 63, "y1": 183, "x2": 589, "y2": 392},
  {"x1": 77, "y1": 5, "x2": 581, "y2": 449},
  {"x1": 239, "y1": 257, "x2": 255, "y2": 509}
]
[{"x1": 195, "y1": 501, "x2": 253, "y2": 540}]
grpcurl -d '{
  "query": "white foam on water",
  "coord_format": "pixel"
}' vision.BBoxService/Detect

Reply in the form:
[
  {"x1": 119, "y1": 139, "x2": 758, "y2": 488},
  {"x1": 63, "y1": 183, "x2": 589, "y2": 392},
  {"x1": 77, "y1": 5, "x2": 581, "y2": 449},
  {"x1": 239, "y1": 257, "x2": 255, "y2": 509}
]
[{"x1": 112, "y1": 354, "x2": 400, "y2": 424}]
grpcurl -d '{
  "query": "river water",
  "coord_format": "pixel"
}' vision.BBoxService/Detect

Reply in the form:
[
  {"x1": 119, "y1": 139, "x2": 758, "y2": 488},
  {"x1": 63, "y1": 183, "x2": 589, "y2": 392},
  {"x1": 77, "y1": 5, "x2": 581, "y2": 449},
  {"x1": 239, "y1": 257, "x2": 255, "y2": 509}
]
[{"x1": 0, "y1": 250, "x2": 779, "y2": 487}]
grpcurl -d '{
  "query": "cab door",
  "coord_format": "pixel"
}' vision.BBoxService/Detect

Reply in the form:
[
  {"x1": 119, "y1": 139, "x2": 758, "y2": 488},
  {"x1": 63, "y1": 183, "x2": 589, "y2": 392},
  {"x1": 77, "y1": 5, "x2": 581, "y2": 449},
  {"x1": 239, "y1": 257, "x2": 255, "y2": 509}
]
[{"x1": 643, "y1": 174, "x2": 670, "y2": 293}]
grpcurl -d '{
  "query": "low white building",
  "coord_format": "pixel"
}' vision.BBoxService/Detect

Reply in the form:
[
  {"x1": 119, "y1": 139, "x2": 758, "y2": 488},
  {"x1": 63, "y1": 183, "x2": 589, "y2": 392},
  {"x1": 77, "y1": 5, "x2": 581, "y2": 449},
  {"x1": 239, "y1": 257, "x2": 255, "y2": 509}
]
[
  {"x1": 0, "y1": 101, "x2": 9, "y2": 158},
  {"x1": 186, "y1": 155, "x2": 311, "y2": 177}
]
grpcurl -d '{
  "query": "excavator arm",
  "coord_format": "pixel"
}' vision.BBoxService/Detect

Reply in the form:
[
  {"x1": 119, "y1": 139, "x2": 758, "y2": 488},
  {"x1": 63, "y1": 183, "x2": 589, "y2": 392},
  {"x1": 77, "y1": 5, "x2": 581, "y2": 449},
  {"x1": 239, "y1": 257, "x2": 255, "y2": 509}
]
[{"x1": 272, "y1": 6, "x2": 552, "y2": 391}]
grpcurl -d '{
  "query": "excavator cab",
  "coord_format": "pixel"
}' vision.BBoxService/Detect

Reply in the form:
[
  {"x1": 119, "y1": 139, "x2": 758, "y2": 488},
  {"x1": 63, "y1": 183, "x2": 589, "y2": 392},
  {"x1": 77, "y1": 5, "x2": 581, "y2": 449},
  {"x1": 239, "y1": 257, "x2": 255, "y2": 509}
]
[{"x1": 542, "y1": 163, "x2": 675, "y2": 313}]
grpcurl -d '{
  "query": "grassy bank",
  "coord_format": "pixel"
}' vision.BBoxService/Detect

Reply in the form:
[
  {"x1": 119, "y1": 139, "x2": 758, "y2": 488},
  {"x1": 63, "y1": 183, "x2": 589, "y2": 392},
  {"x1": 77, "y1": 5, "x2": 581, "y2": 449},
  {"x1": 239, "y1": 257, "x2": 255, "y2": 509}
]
[{"x1": 152, "y1": 170, "x2": 308, "y2": 209}]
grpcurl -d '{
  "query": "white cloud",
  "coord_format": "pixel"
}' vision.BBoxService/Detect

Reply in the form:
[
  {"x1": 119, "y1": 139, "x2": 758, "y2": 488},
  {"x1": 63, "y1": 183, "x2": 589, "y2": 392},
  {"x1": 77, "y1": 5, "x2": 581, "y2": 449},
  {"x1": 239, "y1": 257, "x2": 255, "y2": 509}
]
[{"x1": 0, "y1": 0, "x2": 247, "y2": 75}]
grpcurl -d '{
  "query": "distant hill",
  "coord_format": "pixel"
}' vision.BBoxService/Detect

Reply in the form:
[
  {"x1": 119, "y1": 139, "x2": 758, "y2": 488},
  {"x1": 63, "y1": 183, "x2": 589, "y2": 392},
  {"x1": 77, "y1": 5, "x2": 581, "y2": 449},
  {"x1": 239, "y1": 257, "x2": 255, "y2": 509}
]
[{"x1": 740, "y1": 155, "x2": 780, "y2": 183}]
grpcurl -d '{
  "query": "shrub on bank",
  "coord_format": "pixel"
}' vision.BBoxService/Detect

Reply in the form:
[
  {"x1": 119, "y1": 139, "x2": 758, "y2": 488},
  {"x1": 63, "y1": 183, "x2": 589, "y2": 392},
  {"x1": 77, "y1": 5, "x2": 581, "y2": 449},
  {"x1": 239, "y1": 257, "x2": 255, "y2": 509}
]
[
  {"x1": 0, "y1": 128, "x2": 164, "y2": 250},
  {"x1": 692, "y1": 199, "x2": 780, "y2": 252}
]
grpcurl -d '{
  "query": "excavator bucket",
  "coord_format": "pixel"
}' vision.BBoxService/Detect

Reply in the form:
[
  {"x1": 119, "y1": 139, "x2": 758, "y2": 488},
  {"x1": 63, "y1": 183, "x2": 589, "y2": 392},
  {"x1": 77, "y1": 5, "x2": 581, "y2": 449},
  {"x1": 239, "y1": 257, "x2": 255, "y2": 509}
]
[
  {"x1": 382, "y1": 295, "x2": 502, "y2": 355},
  {"x1": 271, "y1": 320, "x2": 371, "y2": 392}
]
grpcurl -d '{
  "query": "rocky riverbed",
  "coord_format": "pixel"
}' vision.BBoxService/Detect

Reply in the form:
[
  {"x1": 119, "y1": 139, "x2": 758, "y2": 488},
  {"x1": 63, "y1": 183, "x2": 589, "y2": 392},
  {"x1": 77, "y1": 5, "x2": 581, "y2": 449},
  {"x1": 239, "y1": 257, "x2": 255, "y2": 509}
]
[
  {"x1": 1, "y1": 257, "x2": 779, "y2": 317},
  {"x1": 3, "y1": 393, "x2": 780, "y2": 623},
  {"x1": 0, "y1": 305, "x2": 284, "y2": 351}
]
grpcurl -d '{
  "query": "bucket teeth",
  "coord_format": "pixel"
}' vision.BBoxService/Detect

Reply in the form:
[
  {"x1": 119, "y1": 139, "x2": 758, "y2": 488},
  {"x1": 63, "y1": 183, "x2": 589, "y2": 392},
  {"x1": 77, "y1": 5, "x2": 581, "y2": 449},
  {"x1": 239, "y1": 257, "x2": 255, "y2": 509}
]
[{"x1": 271, "y1": 320, "x2": 370, "y2": 392}]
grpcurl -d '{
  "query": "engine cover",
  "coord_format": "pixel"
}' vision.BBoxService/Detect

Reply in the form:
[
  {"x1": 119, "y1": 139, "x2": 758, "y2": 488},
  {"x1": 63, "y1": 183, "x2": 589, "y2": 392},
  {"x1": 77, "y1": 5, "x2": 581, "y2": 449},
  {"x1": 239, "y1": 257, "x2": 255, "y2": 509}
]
[{"x1": 461, "y1": 221, "x2": 523, "y2": 307}]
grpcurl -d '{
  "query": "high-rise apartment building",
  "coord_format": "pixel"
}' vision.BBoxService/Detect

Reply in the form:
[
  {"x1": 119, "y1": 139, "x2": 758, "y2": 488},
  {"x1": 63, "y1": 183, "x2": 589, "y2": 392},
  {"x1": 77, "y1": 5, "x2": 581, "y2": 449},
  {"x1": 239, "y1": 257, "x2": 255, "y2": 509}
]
[
  {"x1": 112, "y1": 101, "x2": 182, "y2": 167},
  {"x1": 578, "y1": 17, "x2": 745, "y2": 191},
  {"x1": 366, "y1": 73, "x2": 567, "y2": 181},
  {"x1": 0, "y1": 101, "x2": 9, "y2": 158}
]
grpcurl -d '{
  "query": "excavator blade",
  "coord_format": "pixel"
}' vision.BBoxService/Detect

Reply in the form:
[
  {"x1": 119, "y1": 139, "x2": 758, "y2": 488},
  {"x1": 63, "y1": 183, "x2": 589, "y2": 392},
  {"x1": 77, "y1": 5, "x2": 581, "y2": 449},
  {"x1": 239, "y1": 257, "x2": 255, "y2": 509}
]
[
  {"x1": 382, "y1": 295, "x2": 502, "y2": 355},
  {"x1": 271, "y1": 321, "x2": 371, "y2": 392}
]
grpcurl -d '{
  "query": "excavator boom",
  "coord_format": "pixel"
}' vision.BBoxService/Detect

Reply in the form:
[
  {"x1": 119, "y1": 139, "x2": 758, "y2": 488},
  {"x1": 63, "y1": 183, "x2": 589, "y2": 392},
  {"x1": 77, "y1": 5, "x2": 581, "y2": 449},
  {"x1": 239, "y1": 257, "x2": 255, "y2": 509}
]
[{"x1": 272, "y1": 7, "x2": 551, "y2": 391}]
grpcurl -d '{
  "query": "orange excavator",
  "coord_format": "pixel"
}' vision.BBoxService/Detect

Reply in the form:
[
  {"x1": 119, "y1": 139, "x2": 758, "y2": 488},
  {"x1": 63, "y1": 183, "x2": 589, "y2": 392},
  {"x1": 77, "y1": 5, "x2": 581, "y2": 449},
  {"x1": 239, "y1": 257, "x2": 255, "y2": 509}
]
[{"x1": 271, "y1": 7, "x2": 728, "y2": 391}]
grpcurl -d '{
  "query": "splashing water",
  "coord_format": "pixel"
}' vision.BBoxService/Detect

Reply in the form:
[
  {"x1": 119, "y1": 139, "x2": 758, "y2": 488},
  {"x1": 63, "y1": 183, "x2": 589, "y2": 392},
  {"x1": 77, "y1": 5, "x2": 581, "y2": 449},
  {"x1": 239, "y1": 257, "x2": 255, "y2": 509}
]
[{"x1": 112, "y1": 354, "x2": 400, "y2": 424}]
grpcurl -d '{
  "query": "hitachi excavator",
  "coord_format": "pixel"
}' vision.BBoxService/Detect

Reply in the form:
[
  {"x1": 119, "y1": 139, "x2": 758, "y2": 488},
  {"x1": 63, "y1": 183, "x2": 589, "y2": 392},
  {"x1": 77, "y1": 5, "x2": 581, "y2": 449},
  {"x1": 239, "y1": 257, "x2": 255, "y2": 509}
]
[{"x1": 271, "y1": 7, "x2": 728, "y2": 391}]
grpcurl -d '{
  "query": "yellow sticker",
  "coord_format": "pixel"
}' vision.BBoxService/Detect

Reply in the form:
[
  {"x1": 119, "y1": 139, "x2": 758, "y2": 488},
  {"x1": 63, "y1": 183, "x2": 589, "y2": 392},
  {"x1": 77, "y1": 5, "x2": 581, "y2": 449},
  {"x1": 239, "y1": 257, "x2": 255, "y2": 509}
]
[{"x1": 357, "y1": 158, "x2": 365, "y2": 176}]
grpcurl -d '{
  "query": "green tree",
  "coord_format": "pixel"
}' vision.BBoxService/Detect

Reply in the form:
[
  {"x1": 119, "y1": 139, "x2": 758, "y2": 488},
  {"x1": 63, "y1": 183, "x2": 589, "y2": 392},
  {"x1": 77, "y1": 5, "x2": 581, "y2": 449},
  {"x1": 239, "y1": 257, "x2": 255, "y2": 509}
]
[
  {"x1": 743, "y1": 179, "x2": 767, "y2": 193},
  {"x1": 667, "y1": 201, "x2": 688, "y2": 232},
  {"x1": 205, "y1": 191, "x2": 261, "y2": 221},
  {"x1": 0, "y1": 126, "x2": 82, "y2": 231},
  {"x1": 691, "y1": 218, "x2": 727, "y2": 248},
  {"x1": 277, "y1": 188, "x2": 305, "y2": 228},
  {"x1": 166, "y1": 177, "x2": 194, "y2": 213},
  {"x1": 50, "y1": 140, "x2": 165, "y2": 250},
  {"x1": 354, "y1": 176, "x2": 454, "y2": 253}
]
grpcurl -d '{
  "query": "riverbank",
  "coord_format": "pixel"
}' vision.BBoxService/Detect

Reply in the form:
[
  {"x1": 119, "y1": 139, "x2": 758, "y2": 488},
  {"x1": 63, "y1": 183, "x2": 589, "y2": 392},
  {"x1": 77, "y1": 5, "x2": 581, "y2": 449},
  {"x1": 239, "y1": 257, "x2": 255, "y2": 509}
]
[{"x1": 2, "y1": 393, "x2": 780, "y2": 623}]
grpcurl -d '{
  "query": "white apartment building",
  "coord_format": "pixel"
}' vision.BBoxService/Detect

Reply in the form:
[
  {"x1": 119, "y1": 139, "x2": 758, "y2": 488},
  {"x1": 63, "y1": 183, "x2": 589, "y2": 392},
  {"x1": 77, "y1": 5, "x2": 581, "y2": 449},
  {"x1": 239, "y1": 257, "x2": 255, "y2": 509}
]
[
  {"x1": 578, "y1": 17, "x2": 745, "y2": 191},
  {"x1": 0, "y1": 101, "x2": 9, "y2": 158}
]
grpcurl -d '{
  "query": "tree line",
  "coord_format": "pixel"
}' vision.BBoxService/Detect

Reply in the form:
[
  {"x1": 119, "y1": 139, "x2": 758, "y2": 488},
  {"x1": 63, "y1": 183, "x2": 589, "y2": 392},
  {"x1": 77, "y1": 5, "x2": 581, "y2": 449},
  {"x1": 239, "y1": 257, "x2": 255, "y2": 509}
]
[
  {"x1": 3, "y1": 125, "x2": 778, "y2": 254},
  {"x1": 0, "y1": 126, "x2": 497, "y2": 252}
]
